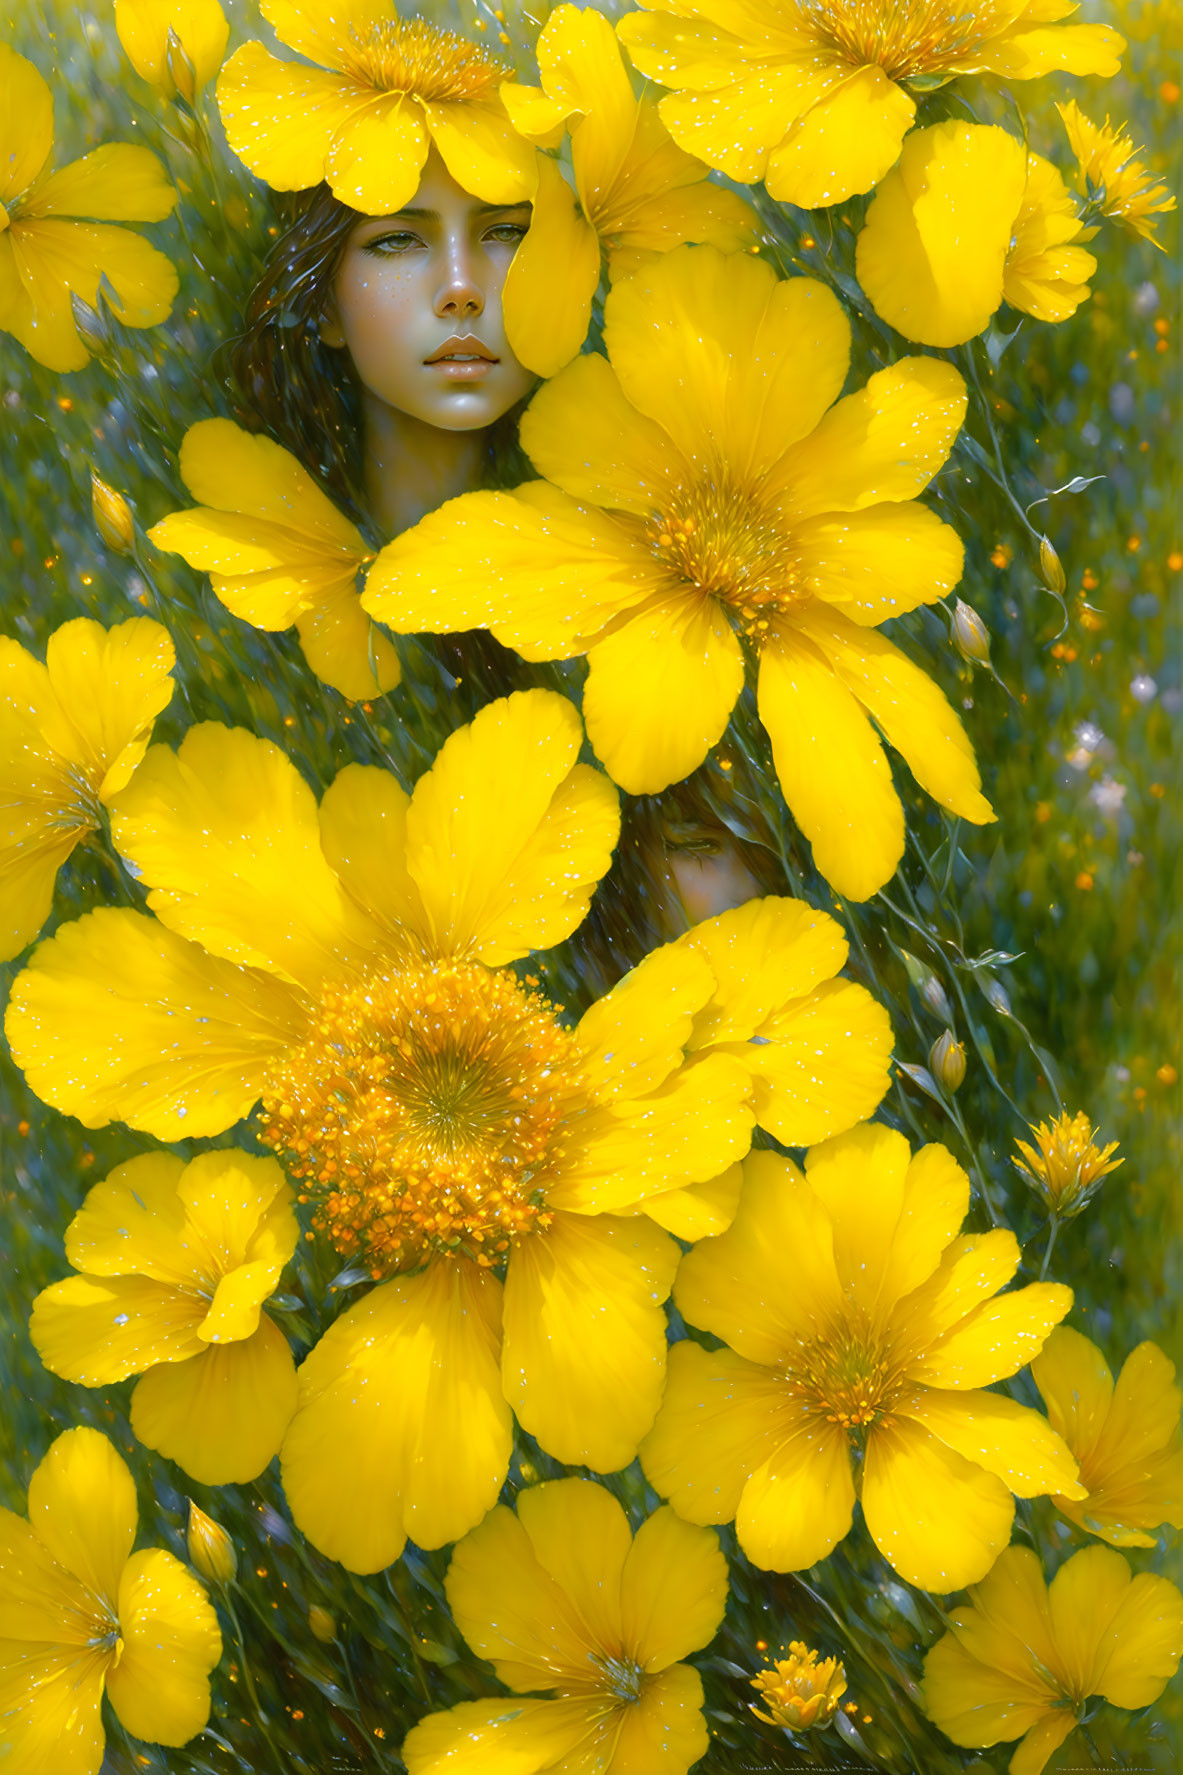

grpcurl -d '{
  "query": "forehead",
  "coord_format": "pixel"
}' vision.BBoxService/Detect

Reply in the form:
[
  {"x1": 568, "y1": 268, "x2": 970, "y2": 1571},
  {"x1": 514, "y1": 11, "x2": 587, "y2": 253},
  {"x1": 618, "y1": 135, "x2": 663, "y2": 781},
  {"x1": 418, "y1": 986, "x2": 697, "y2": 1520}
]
[{"x1": 349, "y1": 149, "x2": 530, "y2": 232}]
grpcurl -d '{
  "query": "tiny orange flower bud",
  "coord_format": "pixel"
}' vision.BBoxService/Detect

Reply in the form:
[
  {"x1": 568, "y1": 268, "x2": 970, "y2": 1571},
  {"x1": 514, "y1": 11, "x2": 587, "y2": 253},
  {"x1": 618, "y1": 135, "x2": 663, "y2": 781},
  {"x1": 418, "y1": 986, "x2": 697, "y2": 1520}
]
[
  {"x1": 187, "y1": 1502, "x2": 236, "y2": 1586},
  {"x1": 930, "y1": 1031, "x2": 967, "y2": 1092},
  {"x1": 91, "y1": 471, "x2": 136, "y2": 556}
]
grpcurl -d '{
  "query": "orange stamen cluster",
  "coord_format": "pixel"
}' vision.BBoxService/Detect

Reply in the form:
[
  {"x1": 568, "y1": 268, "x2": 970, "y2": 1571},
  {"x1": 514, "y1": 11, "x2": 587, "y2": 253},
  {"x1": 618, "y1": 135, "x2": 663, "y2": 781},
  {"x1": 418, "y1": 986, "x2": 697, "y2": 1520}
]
[
  {"x1": 795, "y1": 0, "x2": 1015, "y2": 84},
  {"x1": 642, "y1": 484, "x2": 805, "y2": 639},
  {"x1": 259, "y1": 961, "x2": 585, "y2": 1277},
  {"x1": 791, "y1": 1326, "x2": 899, "y2": 1433},
  {"x1": 348, "y1": 17, "x2": 510, "y2": 101}
]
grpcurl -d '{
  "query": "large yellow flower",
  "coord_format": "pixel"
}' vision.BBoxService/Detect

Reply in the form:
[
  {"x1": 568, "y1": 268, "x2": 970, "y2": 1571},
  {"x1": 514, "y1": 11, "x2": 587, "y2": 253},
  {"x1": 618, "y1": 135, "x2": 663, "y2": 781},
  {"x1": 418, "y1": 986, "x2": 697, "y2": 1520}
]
[
  {"x1": 402, "y1": 1478, "x2": 727, "y2": 1774},
  {"x1": 0, "y1": 45, "x2": 178, "y2": 373},
  {"x1": 216, "y1": 0, "x2": 536, "y2": 214},
  {"x1": 30, "y1": 1150, "x2": 299, "y2": 1485},
  {"x1": 5, "y1": 689, "x2": 892, "y2": 1572},
  {"x1": 617, "y1": 0, "x2": 1125, "y2": 209},
  {"x1": 0, "y1": 616, "x2": 175, "y2": 962},
  {"x1": 1058, "y1": 98, "x2": 1176, "y2": 248},
  {"x1": 365, "y1": 245, "x2": 992, "y2": 902},
  {"x1": 640, "y1": 1125, "x2": 1083, "y2": 1591},
  {"x1": 148, "y1": 418, "x2": 400, "y2": 703},
  {"x1": 499, "y1": 5, "x2": 755, "y2": 376},
  {"x1": 0, "y1": 1427, "x2": 221, "y2": 1775},
  {"x1": 1031, "y1": 1326, "x2": 1183, "y2": 1548},
  {"x1": 923, "y1": 1543, "x2": 1183, "y2": 1775},
  {"x1": 115, "y1": 0, "x2": 230, "y2": 99},
  {"x1": 856, "y1": 121, "x2": 1096, "y2": 347}
]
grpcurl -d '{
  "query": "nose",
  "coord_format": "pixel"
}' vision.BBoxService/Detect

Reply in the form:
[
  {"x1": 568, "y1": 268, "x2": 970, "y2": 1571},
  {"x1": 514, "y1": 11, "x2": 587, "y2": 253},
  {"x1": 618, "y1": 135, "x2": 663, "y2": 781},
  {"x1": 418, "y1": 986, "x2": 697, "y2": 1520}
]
[{"x1": 433, "y1": 234, "x2": 484, "y2": 321}]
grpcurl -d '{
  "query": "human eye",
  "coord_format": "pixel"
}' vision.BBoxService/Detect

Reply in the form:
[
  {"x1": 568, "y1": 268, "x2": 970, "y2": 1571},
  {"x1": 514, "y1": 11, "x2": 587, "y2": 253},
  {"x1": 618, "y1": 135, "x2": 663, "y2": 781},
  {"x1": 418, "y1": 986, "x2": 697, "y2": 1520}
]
[
  {"x1": 484, "y1": 221, "x2": 529, "y2": 244},
  {"x1": 361, "y1": 230, "x2": 422, "y2": 256}
]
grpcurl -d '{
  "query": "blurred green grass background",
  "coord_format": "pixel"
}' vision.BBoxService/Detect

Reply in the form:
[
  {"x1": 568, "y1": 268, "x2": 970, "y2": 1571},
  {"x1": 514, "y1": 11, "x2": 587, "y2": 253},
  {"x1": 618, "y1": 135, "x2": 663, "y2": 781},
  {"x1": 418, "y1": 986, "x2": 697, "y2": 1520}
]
[{"x1": 0, "y1": 1, "x2": 1179, "y2": 1769}]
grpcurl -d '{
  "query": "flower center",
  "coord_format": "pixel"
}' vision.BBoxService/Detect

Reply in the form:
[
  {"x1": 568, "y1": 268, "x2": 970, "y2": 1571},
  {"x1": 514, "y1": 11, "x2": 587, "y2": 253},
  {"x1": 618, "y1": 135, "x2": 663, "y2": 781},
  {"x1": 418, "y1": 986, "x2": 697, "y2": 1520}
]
[
  {"x1": 645, "y1": 485, "x2": 805, "y2": 638},
  {"x1": 790, "y1": 1329, "x2": 896, "y2": 1432},
  {"x1": 591, "y1": 1652, "x2": 645, "y2": 1705},
  {"x1": 259, "y1": 962, "x2": 585, "y2": 1276},
  {"x1": 349, "y1": 17, "x2": 510, "y2": 101},
  {"x1": 794, "y1": 0, "x2": 1018, "y2": 83}
]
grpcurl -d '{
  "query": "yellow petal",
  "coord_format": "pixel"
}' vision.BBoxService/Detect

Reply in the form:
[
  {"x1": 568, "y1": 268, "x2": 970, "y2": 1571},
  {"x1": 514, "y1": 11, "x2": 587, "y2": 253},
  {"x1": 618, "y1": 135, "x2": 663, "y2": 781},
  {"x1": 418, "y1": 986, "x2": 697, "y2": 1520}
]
[
  {"x1": 584, "y1": 594, "x2": 745, "y2": 795},
  {"x1": 105, "y1": 1547, "x2": 220, "y2": 1745},
  {"x1": 115, "y1": 0, "x2": 231, "y2": 93},
  {"x1": 502, "y1": 153, "x2": 601, "y2": 377},
  {"x1": 28, "y1": 1428, "x2": 136, "y2": 1607},
  {"x1": 196, "y1": 1262, "x2": 278, "y2": 1343},
  {"x1": 327, "y1": 96, "x2": 431, "y2": 213},
  {"x1": 922, "y1": 1625, "x2": 1053, "y2": 1751},
  {"x1": 639, "y1": 1164, "x2": 744, "y2": 1242},
  {"x1": 317, "y1": 762, "x2": 428, "y2": 944},
  {"x1": 500, "y1": 81, "x2": 572, "y2": 143},
  {"x1": 502, "y1": 1212, "x2": 679, "y2": 1471},
  {"x1": 605, "y1": 174, "x2": 757, "y2": 265},
  {"x1": 423, "y1": 100, "x2": 537, "y2": 205},
  {"x1": 655, "y1": 60, "x2": 840, "y2": 185},
  {"x1": 0, "y1": 45, "x2": 54, "y2": 204},
  {"x1": 896, "y1": 1229, "x2": 1025, "y2": 1358},
  {"x1": 111, "y1": 722, "x2": 383, "y2": 992},
  {"x1": 804, "y1": 1121, "x2": 911, "y2": 1308},
  {"x1": 521, "y1": 352, "x2": 682, "y2": 517},
  {"x1": 575, "y1": 942, "x2": 716, "y2": 1102},
  {"x1": 900, "y1": 1387, "x2": 1083, "y2": 1500},
  {"x1": 444, "y1": 1492, "x2": 598, "y2": 1688},
  {"x1": 765, "y1": 64, "x2": 916, "y2": 208},
  {"x1": 855, "y1": 121, "x2": 1027, "y2": 346},
  {"x1": 0, "y1": 641, "x2": 83, "y2": 955},
  {"x1": 4, "y1": 906, "x2": 307, "y2": 1139},
  {"x1": 0, "y1": 1511, "x2": 95, "y2": 1645},
  {"x1": 166, "y1": 416, "x2": 368, "y2": 549},
  {"x1": 795, "y1": 602, "x2": 995, "y2": 826},
  {"x1": 745, "y1": 978, "x2": 893, "y2": 1146},
  {"x1": 7, "y1": 218, "x2": 177, "y2": 371},
  {"x1": 954, "y1": 1540, "x2": 1060, "y2": 1688},
  {"x1": 403, "y1": 1696, "x2": 607, "y2": 1774},
  {"x1": 1029, "y1": 1324, "x2": 1114, "y2": 1462},
  {"x1": 980, "y1": 20, "x2": 1124, "y2": 79},
  {"x1": 516, "y1": 1477, "x2": 633, "y2": 1653},
  {"x1": 1046, "y1": 1542, "x2": 1133, "y2": 1697},
  {"x1": 640, "y1": 1340, "x2": 797, "y2": 1525},
  {"x1": 40, "y1": 616, "x2": 175, "y2": 801},
  {"x1": 30, "y1": 1273, "x2": 207, "y2": 1384},
  {"x1": 771, "y1": 355, "x2": 967, "y2": 521},
  {"x1": 295, "y1": 588, "x2": 401, "y2": 700},
  {"x1": 610, "y1": 1664, "x2": 707, "y2": 1774},
  {"x1": 674, "y1": 1149, "x2": 841, "y2": 1363},
  {"x1": 62, "y1": 1150, "x2": 187, "y2": 1280},
  {"x1": 1089, "y1": 1566, "x2": 1183, "y2": 1710},
  {"x1": 618, "y1": 1508, "x2": 727, "y2": 1671},
  {"x1": 177, "y1": 1147, "x2": 297, "y2": 1279},
  {"x1": 259, "y1": 0, "x2": 389, "y2": 69},
  {"x1": 404, "y1": 688, "x2": 619, "y2": 964},
  {"x1": 281, "y1": 1262, "x2": 510, "y2": 1572},
  {"x1": 1091, "y1": 1339, "x2": 1183, "y2": 1476},
  {"x1": 538, "y1": 4, "x2": 637, "y2": 175},
  {"x1": 131, "y1": 1318, "x2": 298, "y2": 1484},
  {"x1": 757, "y1": 625, "x2": 904, "y2": 901},
  {"x1": 604, "y1": 246, "x2": 851, "y2": 480},
  {"x1": 906, "y1": 1282, "x2": 1074, "y2": 1390},
  {"x1": 216, "y1": 43, "x2": 378, "y2": 194},
  {"x1": 0, "y1": 1644, "x2": 108, "y2": 1775},
  {"x1": 1010, "y1": 1712, "x2": 1081, "y2": 1775},
  {"x1": 795, "y1": 503, "x2": 965, "y2": 625},
  {"x1": 23, "y1": 144, "x2": 177, "y2": 223},
  {"x1": 862, "y1": 1415, "x2": 1014, "y2": 1590},
  {"x1": 738, "y1": 1418, "x2": 857, "y2": 1571}
]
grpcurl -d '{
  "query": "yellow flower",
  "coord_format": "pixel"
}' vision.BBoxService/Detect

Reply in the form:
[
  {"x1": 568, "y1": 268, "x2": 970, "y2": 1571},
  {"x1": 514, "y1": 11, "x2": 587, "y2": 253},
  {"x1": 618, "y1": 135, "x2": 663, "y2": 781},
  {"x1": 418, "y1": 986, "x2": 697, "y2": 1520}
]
[
  {"x1": 1031, "y1": 1326, "x2": 1183, "y2": 1547},
  {"x1": 365, "y1": 245, "x2": 992, "y2": 902},
  {"x1": 115, "y1": 0, "x2": 230, "y2": 100},
  {"x1": 616, "y1": 0, "x2": 1124, "y2": 210},
  {"x1": 0, "y1": 45, "x2": 178, "y2": 372},
  {"x1": 856, "y1": 121, "x2": 1096, "y2": 347},
  {"x1": 1058, "y1": 99, "x2": 1176, "y2": 247},
  {"x1": 750, "y1": 1642, "x2": 847, "y2": 1730},
  {"x1": 0, "y1": 616, "x2": 175, "y2": 962},
  {"x1": 0, "y1": 1427, "x2": 221, "y2": 1774},
  {"x1": 148, "y1": 419, "x2": 399, "y2": 703},
  {"x1": 1013, "y1": 1110, "x2": 1122, "y2": 1217},
  {"x1": 923, "y1": 1543, "x2": 1183, "y2": 1775},
  {"x1": 402, "y1": 1478, "x2": 727, "y2": 1774},
  {"x1": 5, "y1": 690, "x2": 892, "y2": 1571},
  {"x1": 30, "y1": 1150, "x2": 299, "y2": 1485},
  {"x1": 216, "y1": 0, "x2": 535, "y2": 214},
  {"x1": 499, "y1": 5, "x2": 755, "y2": 376},
  {"x1": 640, "y1": 1124, "x2": 1083, "y2": 1592}
]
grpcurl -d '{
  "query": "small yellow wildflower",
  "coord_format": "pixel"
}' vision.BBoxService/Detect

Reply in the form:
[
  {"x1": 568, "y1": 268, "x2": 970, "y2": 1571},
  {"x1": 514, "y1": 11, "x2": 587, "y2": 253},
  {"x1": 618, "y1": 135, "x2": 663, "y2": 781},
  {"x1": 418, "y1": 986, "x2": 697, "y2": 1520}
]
[
  {"x1": 148, "y1": 419, "x2": 399, "y2": 702},
  {"x1": 0, "y1": 1428, "x2": 222, "y2": 1774},
  {"x1": 499, "y1": 5, "x2": 755, "y2": 375},
  {"x1": 1032, "y1": 1326, "x2": 1183, "y2": 1547},
  {"x1": 0, "y1": 617, "x2": 175, "y2": 961},
  {"x1": 924, "y1": 1543, "x2": 1183, "y2": 1775},
  {"x1": 402, "y1": 1479, "x2": 727, "y2": 1774},
  {"x1": 187, "y1": 1502, "x2": 237, "y2": 1586},
  {"x1": 1059, "y1": 99, "x2": 1177, "y2": 248},
  {"x1": 1013, "y1": 1110, "x2": 1123, "y2": 1216},
  {"x1": 217, "y1": 0, "x2": 535, "y2": 214},
  {"x1": 115, "y1": 0, "x2": 230, "y2": 100},
  {"x1": 751, "y1": 1642, "x2": 847, "y2": 1731},
  {"x1": 0, "y1": 45, "x2": 178, "y2": 371}
]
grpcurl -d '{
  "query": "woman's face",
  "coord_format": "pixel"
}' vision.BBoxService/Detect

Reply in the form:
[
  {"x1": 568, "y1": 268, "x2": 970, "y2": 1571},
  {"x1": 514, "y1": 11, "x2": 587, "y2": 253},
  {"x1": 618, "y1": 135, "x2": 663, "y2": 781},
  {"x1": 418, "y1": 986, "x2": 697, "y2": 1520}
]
[{"x1": 321, "y1": 150, "x2": 536, "y2": 432}]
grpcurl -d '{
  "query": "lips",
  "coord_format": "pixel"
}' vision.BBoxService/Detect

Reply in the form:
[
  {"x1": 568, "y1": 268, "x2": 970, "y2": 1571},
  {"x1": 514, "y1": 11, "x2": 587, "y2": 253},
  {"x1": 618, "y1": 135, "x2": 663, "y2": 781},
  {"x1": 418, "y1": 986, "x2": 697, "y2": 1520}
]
[{"x1": 425, "y1": 335, "x2": 498, "y2": 365}]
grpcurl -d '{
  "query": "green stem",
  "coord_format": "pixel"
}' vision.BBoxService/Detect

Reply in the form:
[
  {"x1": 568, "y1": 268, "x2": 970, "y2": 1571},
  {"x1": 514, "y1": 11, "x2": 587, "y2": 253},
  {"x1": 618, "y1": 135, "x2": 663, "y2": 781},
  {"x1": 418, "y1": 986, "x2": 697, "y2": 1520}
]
[
  {"x1": 222, "y1": 1587, "x2": 287, "y2": 1775},
  {"x1": 1040, "y1": 1212, "x2": 1060, "y2": 1281}
]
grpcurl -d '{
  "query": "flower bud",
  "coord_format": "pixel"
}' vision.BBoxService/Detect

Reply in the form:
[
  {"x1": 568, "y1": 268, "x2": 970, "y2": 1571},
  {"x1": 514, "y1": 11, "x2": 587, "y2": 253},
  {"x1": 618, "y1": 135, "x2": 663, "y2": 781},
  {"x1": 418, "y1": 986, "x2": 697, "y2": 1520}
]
[
  {"x1": 71, "y1": 293, "x2": 110, "y2": 361},
  {"x1": 91, "y1": 472, "x2": 136, "y2": 556},
  {"x1": 187, "y1": 1502, "x2": 236, "y2": 1586},
  {"x1": 165, "y1": 27, "x2": 198, "y2": 106},
  {"x1": 951, "y1": 599, "x2": 991, "y2": 664},
  {"x1": 308, "y1": 1605, "x2": 337, "y2": 1643},
  {"x1": 1014, "y1": 1111, "x2": 1123, "y2": 1218},
  {"x1": 929, "y1": 1031, "x2": 966, "y2": 1092},
  {"x1": 1039, "y1": 535, "x2": 1067, "y2": 595},
  {"x1": 750, "y1": 1642, "x2": 847, "y2": 1732}
]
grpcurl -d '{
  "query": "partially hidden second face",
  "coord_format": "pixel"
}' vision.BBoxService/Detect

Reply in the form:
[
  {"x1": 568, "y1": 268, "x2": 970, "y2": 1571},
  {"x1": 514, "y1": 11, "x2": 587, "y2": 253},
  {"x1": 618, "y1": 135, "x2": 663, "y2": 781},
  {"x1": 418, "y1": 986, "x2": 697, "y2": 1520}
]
[{"x1": 320, "y1": 147, "x2": 537, "y2": 432}]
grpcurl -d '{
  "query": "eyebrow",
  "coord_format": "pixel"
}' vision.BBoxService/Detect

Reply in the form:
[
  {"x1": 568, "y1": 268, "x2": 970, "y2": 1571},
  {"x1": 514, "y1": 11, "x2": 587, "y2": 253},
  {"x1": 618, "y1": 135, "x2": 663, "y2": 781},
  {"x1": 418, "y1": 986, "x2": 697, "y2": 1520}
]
[{"x1": 377, "y1": 202, "x2": 533, "y2": 221}]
